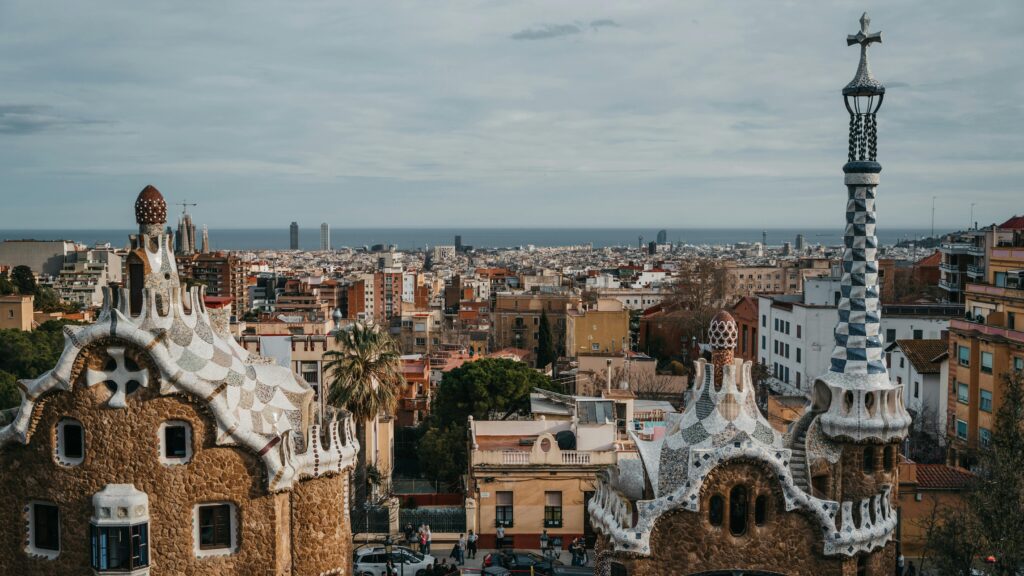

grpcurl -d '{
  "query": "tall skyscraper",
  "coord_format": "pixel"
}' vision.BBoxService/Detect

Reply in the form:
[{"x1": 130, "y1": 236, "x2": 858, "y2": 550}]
[
  {"x1": 656, "y1": 229, "x2": 667, "y2": 244},
  {"x1": 454, "y1": 235, "x2": 462, "y2": 252},
  {"x1": 290, "y1": 221, "x2": 299, "y2": 250},
  {"x1": 320, "y1": 222, "x2": 330, "y2": 251},
  {"x1": 796, "y1": 233, "x2": 806, "y2": 252}
]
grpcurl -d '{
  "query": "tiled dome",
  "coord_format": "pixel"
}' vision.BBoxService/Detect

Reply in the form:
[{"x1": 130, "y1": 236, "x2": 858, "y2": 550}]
[{"x1": 135, "y1": 185, "x2": 167, "y2": 226}]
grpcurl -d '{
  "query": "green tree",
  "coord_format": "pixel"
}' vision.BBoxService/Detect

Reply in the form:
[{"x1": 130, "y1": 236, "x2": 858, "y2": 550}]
[
  {"x1": 419, "y1": 358, "x2": 562, "y2": 484},
  {"x1": 0, "y1": 321, "x2": 72, "y2": 380},
  {"x1": 0, "y1": 272, "x2": 14, "y2": 295},
  {"x1": 537, "y1": 310, "x2": 555, "y2": 370},
  {"x1": 431, "y1": 358, "x2": 560, "y2": 425},
  {"x1": 10, "y1": 265, "x2": 37, "y2": 295},
  {"x1": 0, "y1": 370, "x2": 22, "y2": 411},
  {"x1": 922, "y1": 371, "x2": 1024, "y2": 575},
  {"x1": 418, "y1": 425, "x2": 468, "y2": 486}
]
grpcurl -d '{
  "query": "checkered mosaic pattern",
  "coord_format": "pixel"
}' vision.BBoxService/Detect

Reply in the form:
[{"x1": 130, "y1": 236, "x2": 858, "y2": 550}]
[{"x1": 830, "y1": 183, "x2": 886, "y2": 375}]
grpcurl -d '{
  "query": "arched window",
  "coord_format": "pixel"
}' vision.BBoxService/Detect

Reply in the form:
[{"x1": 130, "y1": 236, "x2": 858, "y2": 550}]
[
  {"x1": 883, "y1": 445, "x2": 894, "y2": 471},
  {"x1": 729, "y1": 486, "x2": 748, "y2": 536},
  {"x1": 709, "y1": 495, "x2": 724, "y2": 526},
  {"x1": 754, "y1": 495, "x2": 768, "y2": 526},
  {"x1": 863, "y1": 447, "x2": 876, "y2": 473}
]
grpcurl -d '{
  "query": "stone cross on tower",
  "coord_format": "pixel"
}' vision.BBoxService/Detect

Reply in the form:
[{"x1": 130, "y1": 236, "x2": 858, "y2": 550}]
[{"x1": 848, "y1": 12, "x2": 882, "y2": 50}]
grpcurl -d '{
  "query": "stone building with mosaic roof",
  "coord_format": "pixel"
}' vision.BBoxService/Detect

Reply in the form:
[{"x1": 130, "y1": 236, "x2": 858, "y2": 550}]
[
  {"x1": 587, "y1": 14, "x2": 911, "y2": 576},
  {"x1": 0, "y1": 185, "x2": 359, "y2": 575}
]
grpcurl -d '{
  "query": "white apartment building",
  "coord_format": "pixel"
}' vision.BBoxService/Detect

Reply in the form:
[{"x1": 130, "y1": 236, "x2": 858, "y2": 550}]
[
  {"x1": 758, "y1": 277, "x2": 956, "y2": 397},
  {"x1": 53, "y1": 248, "x2": 123, "y2": 308},
  {"x1": 886, "y1": 339, "x2": 948, "y2": 440}
]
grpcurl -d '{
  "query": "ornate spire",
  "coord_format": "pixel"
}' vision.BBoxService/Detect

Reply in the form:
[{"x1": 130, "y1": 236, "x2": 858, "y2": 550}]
[{"x1": 815, "y1": 13, "x2": 910, "y2": 443}]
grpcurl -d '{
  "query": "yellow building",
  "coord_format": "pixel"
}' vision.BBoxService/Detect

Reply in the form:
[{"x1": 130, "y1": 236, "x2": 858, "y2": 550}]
[
  {"x1": 0, "y1": 294, "x2": 33, "y2": 331},
  {"x1": 468, "y1": 389, "x2": 672, "y2": 549},
  {"x1": 565, "y1": 298, "x2": 630, "y2": 357},
  {"x1": 947, "y1": 225, "x2": 1024, "y2": 466}
]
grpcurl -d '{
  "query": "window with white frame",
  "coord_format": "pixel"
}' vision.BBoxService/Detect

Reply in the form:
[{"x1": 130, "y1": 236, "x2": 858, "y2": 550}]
[
  {"x1": 159, "y1": 421, "x2": 193, "y2": 465},
  {"x1": 957, "y1": 382, "x2": 969, "y2": 404},
  {"x1": 56, "y1": 418, "x2": 85, "y2": 466},
  {"x1": 194, "y1": 503, "x2": 237, "y2": 557},
  {"x1": 27, "y1": 501, "x2": 60, "y2": 558},
  {"x1": 955, "y1": 419, "x2": 968, "y2": 441}
]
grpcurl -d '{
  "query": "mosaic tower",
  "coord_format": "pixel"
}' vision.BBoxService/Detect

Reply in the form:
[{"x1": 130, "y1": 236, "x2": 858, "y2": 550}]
[{"x1": 817, "y1": 12, "x2": 910, "y2": 444}]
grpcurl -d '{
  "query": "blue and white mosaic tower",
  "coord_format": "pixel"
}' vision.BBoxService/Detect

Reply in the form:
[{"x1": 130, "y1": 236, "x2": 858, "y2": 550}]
[{"x1": 816, "y1": 13, "x2": 911, "y2": 442}]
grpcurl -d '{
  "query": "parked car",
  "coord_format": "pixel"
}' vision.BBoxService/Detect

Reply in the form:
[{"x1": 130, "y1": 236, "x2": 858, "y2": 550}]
[
  {"x1": 354, "y1": 545, "x2": 435, "y2": 576},
  {"x1": 483, "y1": 550, "x2": 549, "y2": 571},
  {"x1": 532, "y1": 559, "x2": 594, "y2": 576}
]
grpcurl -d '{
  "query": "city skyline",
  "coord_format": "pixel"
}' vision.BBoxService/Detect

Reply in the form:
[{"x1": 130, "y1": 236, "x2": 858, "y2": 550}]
[{"x1": 1, "y1": 2, "x2": 1021, "y2": 230}]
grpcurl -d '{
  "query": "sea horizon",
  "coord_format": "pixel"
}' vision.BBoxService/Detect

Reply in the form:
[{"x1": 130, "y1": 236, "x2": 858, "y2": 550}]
[{"x1": 0, "y1": 227, "x2": 949, "y2": 251}]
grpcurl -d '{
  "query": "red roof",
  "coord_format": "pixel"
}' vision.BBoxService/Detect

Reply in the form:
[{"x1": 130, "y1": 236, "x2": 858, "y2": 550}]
[
  {"x1": 915, "y1": 464, "x2": 974, "y2": 490},
  {"x1": 999, "y1": 215, "x2": 1024, "y2": 229},
  {"x1": 917, "y1": 250, "x2": 942, "y2": 267},
  {"x1": 203, "y1": 296, "x2": 233, "y2": 309}
]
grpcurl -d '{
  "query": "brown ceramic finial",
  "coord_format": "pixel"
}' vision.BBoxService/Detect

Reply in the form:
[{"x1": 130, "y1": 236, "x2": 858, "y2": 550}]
[{"x1": 708, "y1": 310, "x2": 737, "y2": 386}]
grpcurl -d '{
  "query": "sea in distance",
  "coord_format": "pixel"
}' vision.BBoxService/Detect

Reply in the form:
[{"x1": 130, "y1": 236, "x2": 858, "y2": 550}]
[{"x1": 0, "y1": 227, "x2": 944, "y2": 252}]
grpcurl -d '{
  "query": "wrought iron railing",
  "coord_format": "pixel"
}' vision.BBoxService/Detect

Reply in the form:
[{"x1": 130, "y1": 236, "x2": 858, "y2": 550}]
[{"x1": 399, "y1": 507, "x2": 466, "y2": 534}]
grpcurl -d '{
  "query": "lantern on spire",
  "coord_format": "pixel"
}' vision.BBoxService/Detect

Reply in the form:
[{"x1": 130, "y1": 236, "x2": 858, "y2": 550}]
[{"x1": 844, "y1": 12, "x2": 885, "y2": 163}]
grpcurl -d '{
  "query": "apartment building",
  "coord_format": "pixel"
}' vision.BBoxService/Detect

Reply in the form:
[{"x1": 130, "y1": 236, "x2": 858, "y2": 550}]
[
  {"x1": 946, "y1": 222, "x2": 1024, "y2": 465},
  {"x1": 53, "y1": 248, "x2": 123, "y2": 308},
  {"x1": 758, "y1": 276, "x2": 959, "y2": 396},
  {"x1": 723, "y1": 258, "x2": 832, "y2": 300},
  {"x1": 179, "y1": 251, "x2": 248, "y2": 313},
  {"x1": 469, "y1": 389, "x2": 658, "y2": 548},
  {"x1": 565, "y1": 298, "x2": 630, "y2": 357},
  {"x1": 887, "y1": 338, "x2": 949, "y2": 439},
  {"x1": 492, "y1": 291, "x2": 581, "y2": 364}
]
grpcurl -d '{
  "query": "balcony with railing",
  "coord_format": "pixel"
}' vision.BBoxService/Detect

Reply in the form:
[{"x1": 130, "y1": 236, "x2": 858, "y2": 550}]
[
  {"x1": 472, "y1": 447, "x2": 618, "y2": 467},
  {"x1": 950, "y1": 318, "x2": 1024, "y2": 345},
  {"x1": 966, "y1": 265, "x2": 985, "y2": 278},
  {"x1": 940, "y1": 242, "x2": 975, "y2": 255},
  {"x1": 938, "y1": 278, "x2": 961, "y2": 293},
  {"x1": 939, "y1": 262, "x2": 961, "y2": 274},
  {"x1": 965, "y1": 283, "x2": 1024, "y2": 303}
]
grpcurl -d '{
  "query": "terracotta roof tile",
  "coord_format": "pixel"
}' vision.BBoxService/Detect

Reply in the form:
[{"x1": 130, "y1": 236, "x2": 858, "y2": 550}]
[
  {"x1": 915, "y1": 464, "x2": 974, "y2": 490},
  {"x1": 896, "y1": 339, "x2": 948, "y2": 374},
  {"x1": 999, "y1": 215, "x2": 1024, "y2": 230}
]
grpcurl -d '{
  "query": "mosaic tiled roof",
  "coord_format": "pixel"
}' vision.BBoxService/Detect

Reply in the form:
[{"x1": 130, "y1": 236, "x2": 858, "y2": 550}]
[{"x1": 0, "y1": 220, "x2": 357, "y2": 492}]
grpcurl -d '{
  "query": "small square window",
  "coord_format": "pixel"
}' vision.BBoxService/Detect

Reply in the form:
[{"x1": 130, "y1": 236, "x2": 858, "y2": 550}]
[
  {"x1": 195, "y1": 503, "x2": 236, "y2": 556},
  {"x1": 958, "y1": 346, "x2": 970, "y2": 367},
  {"x1": 980, "y1": 389, "x2": 993, "y2": 413},
  {"x1": 981, "y1": 352, "x2": 993, "y2": 374},
  {"x1": 979, "y1": 427, "x2": 992, "y2": 449},
  {"x1": 56, "y1": 419, "x2": 85, "y2": 466},
  {"x1": 28, "y1": 502, "x2": 60, "y2": 558},
  {"x1": 160, "y1": 421, "x2": 192, "y2": 464}
]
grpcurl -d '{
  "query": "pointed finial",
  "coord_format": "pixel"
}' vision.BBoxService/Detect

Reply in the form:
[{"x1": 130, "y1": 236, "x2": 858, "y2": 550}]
[{"x1": 860, "y1": 12, "x2": 870, "y2": 34}]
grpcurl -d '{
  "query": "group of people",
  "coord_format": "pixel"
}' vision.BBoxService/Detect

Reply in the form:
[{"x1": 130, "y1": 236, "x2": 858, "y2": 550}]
[
  {"x1": 445, "y1": 531, "x2": 479, "y2": 566},
  {"x1": 404, "y1": 523, "x2": 433, "y2": 555},
  {"x1": 568, "y1": 537, "x2": 589, "y2": 566},
  {"x1": 402, "y1": 524, "x2": 478, "y2": 566}
]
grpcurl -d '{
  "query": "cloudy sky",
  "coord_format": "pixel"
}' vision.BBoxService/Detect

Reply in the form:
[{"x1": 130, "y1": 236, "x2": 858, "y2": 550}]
[{"x1": 1, "y1": 1, "x2": 1021, "y2": 229}]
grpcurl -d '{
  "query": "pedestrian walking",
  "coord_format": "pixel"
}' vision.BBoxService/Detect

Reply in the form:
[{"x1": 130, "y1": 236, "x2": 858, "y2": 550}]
[
  {"x1": 496, "y1": 524, "x2": 506, "y2": 549},
  {"x1": 906, "y1": 562, "x2": 916, "y2": 576},
  {"x1": 456, "y1": 533, "x2": 466, "y2": 565},
  {"x1": 467, "y1": 529, "x2": 478, "y2": 559},
  {"x1": 897, "y1": 554, "x2": 905, "y2": 576},
  {"x1": 540, "y1": 529, "x2": 550, "y2": 558},
  {"x1": 419, "y1": 528, "x2": 428, "y2": 554},
  {"x1": 425, "y1": 525, "x2": 433, "y2": 555},
  {"x1": 404, "y1": 522, "x2": 415, "y2": 546}
]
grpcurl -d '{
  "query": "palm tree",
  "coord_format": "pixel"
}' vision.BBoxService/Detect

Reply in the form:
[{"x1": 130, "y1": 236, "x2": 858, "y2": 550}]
[{"x1": 324, "y1": 322, "x2": 404, "y2": 504}]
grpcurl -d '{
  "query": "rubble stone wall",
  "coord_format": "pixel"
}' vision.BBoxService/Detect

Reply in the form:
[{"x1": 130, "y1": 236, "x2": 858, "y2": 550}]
[
  {"x1": 0, "y1": 343, "x2": 352, "y2": 576},
  {"x1": 596, "y1": 461, "x2": 896, "y2": 576}
]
